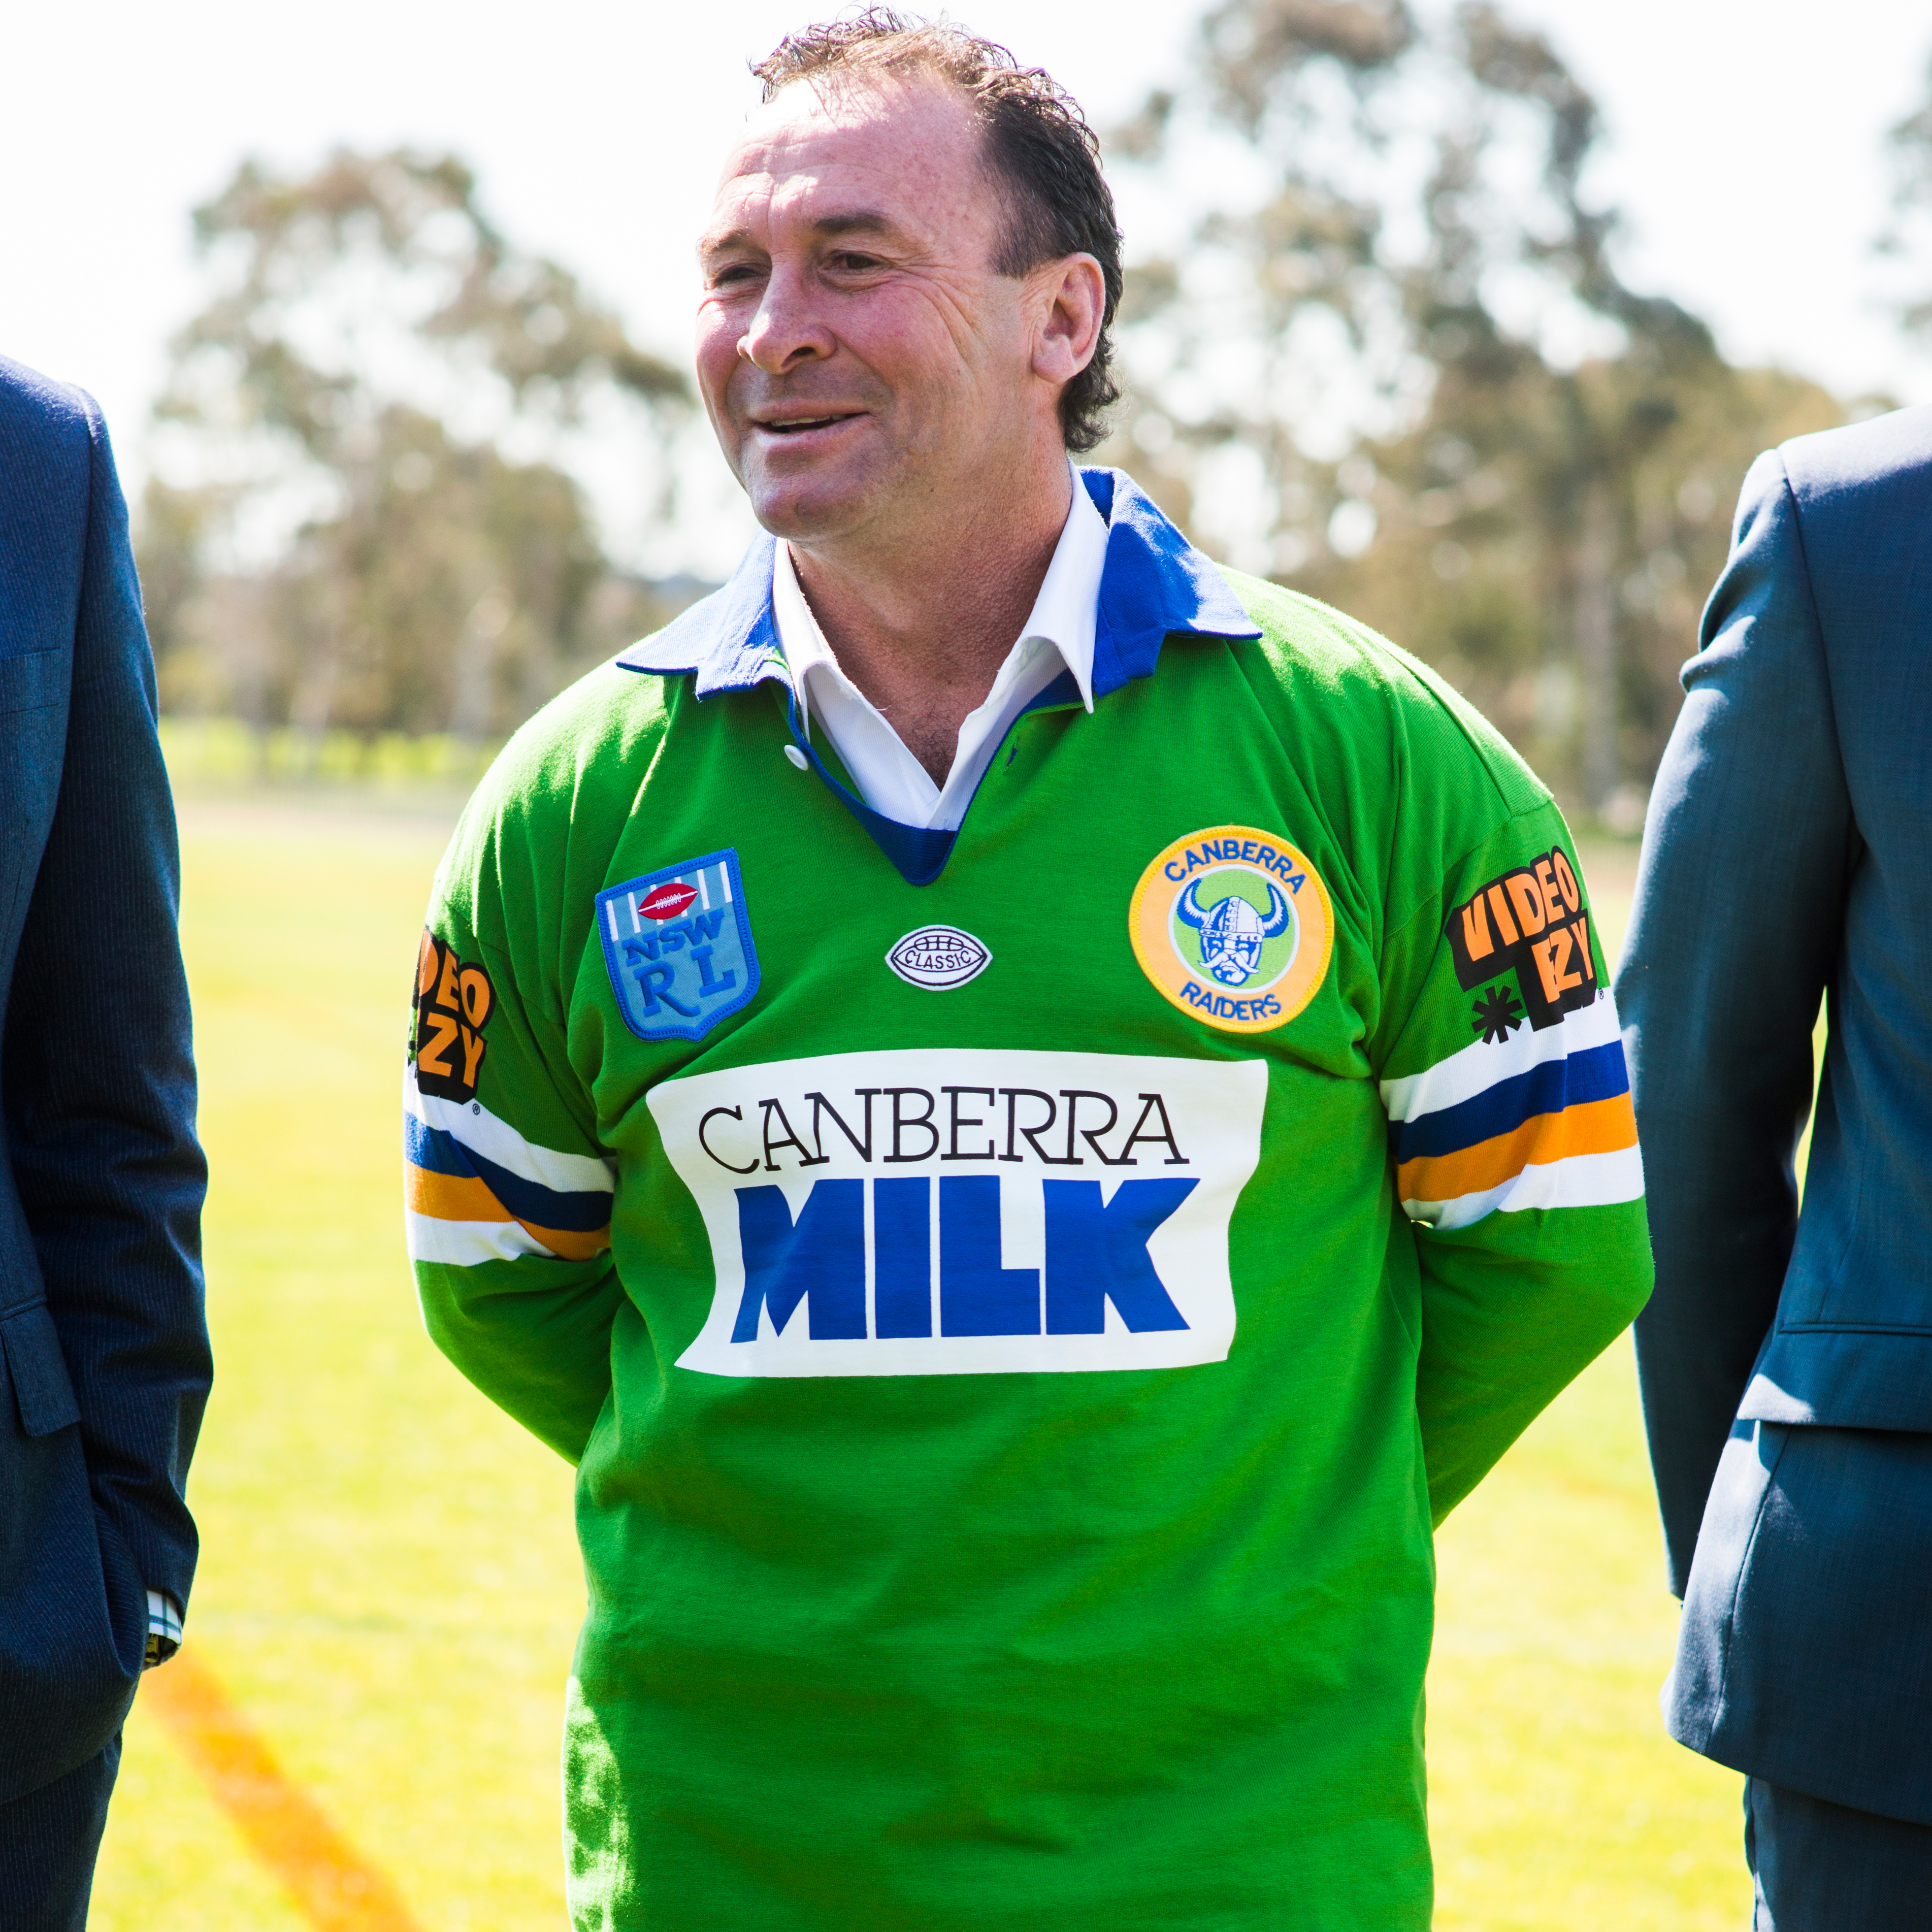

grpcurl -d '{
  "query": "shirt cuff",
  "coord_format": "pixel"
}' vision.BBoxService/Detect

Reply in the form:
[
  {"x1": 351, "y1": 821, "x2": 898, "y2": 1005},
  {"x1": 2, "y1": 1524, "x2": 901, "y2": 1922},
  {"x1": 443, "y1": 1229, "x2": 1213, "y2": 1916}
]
[{"x1": 144, "y1": 1589, "x2": 183, "y2": 1668}]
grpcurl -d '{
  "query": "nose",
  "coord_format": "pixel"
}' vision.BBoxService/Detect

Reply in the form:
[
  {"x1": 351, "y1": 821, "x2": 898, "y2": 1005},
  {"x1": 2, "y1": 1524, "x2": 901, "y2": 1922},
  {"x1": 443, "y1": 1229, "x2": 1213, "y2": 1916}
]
[{"x1": 739, "y1": 261, "x2": 834, "y2": 375}]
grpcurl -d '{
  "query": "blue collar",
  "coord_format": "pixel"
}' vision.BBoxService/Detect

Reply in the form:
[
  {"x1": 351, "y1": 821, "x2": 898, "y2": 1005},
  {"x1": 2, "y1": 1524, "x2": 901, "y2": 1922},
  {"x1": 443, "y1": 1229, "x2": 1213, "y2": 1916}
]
[{"x1": 616, "y1": 467, "x2": 1261, "y2": 885}]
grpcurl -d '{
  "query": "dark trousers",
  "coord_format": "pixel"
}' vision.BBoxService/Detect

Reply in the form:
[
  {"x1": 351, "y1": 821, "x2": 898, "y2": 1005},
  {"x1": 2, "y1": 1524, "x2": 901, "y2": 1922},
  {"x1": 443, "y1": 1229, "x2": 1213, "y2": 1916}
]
[
  {"x1": 0, "y1": 1737, "x2": 119, "y2": 1932},
  {"x1": 1747, "y1": 1775, "x2": 1932, "y2": 1930}
]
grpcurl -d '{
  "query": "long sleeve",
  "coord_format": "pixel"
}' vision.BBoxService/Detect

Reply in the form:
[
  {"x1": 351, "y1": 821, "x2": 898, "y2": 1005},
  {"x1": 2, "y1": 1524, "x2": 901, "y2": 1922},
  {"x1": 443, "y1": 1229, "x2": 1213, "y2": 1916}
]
[
  {"x1": 405, "y1": 828, "x2": 623, "y2": 1463},
  {"x1": 1617, "y1": 450, "x2": 1853, "y2": 1594},
  {"x1": 1, "y1": 400, "x2": 210, "y2": 1611},
  {"x1": 1377, "y1": 803, "x2": 1654, "y2": 1522}
]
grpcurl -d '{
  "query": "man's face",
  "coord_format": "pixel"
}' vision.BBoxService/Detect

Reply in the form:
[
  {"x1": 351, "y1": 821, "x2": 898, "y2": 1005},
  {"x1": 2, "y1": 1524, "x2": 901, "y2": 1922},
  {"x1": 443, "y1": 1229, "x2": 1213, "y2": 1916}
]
[{"x1": 697, "y1": 74, "x2": 1049, "y2": 543}]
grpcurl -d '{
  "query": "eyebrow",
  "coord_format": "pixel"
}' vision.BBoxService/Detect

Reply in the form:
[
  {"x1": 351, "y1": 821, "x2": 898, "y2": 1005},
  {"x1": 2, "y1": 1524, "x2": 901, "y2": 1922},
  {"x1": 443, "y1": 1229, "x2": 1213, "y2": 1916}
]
[{"x1": 699, "y1": 208, "x2": 909, "y2": 260}]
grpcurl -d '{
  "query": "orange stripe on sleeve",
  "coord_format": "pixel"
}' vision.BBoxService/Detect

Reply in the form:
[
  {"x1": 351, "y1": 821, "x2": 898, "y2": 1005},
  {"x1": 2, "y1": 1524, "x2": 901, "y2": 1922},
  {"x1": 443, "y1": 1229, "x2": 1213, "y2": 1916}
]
[
  {"x1": 404, "y1": 1164, "x2": 511, "y2": 1223},
  {"x1": 519, "y1": 1221, "x2": 611, "y2": 1261},
  {"x1": 405, "y1": 1162, "x2": 609, "y2": 1261},
  {"x1": 1397, "y1": 1091, "x2": 1637, "y2": 1204}
]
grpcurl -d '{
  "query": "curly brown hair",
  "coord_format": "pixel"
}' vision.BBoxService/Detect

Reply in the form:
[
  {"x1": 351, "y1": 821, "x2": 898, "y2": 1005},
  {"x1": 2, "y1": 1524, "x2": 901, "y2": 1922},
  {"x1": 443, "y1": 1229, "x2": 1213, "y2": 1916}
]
[{"x1": 752, "y1": 11, "x2": 1123, "y2": 453}]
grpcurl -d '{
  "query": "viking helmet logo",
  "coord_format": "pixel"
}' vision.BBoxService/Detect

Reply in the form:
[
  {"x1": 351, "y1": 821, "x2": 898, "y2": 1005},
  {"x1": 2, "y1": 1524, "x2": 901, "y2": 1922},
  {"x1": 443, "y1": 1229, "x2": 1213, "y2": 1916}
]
[{"x1": 1175, "y1": 878, "x2": 1292, "y2": 988}]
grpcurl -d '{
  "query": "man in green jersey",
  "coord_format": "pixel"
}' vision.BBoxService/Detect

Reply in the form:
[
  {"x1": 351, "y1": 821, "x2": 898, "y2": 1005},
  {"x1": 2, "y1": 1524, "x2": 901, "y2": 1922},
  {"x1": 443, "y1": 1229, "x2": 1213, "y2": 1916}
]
[{"x1": 404, "y1": 14, "x2": 1653, "y2": 1928}]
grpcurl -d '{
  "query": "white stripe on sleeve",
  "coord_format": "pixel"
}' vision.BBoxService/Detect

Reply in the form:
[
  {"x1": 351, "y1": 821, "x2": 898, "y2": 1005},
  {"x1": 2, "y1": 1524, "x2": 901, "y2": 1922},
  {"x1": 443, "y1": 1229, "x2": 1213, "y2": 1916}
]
[
  {"x1": 404, "y1": 1067, "x2": 615, "y2": 1196},
  {"x1": 1380, "y1": 987, "x2": 1622, "y2": 1126},
  {"x1": 1402, "y1": 1143, "x2": 1646, "y2": 1232}
]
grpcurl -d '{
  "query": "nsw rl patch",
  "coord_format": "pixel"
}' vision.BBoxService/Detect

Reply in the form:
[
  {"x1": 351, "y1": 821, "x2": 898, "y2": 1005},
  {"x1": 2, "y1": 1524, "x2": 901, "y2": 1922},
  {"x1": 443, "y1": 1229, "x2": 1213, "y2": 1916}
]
[
  {"x1": 1129, "y1": 825, "x2": 1333, "y2": 1033},
  {"x1": 1448, "y1": 845, "x2": 1598, "y2": 1039},
  {"x1": 597, "y1": 848, "x2": 760, "y2": 1044}
]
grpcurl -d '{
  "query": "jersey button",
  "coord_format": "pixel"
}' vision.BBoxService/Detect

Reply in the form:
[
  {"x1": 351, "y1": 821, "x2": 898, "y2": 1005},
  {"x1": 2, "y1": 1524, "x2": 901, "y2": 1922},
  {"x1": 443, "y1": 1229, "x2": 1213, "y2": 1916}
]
[{"x1": 783, "y1": 745, "x2": 809, "y2": 770}]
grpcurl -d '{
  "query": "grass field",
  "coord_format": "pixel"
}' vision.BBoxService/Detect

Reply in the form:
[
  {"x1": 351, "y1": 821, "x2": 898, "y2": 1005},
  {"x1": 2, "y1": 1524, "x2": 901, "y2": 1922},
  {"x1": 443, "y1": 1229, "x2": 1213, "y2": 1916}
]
[{"x1": 88, "y1": 799, "x2": 1752, "y2": 1930}]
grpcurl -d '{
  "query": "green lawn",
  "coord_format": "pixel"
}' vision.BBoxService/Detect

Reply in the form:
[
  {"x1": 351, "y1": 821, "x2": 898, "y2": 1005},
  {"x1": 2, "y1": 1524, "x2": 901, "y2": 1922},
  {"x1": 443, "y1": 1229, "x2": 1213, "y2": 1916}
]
[{"x1": 89, "y1": 807, "x2": 1748, "y2": 1929}]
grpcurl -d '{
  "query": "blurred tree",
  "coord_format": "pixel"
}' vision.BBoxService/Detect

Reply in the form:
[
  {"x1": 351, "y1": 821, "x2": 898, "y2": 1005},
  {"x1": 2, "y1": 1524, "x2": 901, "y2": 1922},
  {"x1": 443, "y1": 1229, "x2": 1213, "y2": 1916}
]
[
  {"x1": 139, "y1": 148, "x2": 691, "y2": 751},
  {"x1": 1106, "y1": 0, "x2": 1841, "y2": 815},
  {"x1": 1881, "y1": 53, "x2": 1932, "y2": 338}
]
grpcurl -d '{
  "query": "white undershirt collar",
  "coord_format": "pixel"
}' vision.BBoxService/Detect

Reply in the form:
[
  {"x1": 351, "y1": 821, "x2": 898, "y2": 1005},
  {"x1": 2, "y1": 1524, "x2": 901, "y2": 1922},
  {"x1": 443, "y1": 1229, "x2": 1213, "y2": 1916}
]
[{"x1": 771, "y1": 467, "x2": 1108, "y2": 832}]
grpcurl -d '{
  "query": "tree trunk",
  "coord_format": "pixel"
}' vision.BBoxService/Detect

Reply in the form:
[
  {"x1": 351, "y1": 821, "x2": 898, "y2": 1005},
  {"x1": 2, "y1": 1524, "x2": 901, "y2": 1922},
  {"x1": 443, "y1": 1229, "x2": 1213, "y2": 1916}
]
[
  {"x1": 1574, "y1": 479, "x2": 1618, "y2": 816},
  {"x1": 448, "y1": 590, "x2": 510, "y2": 746}
]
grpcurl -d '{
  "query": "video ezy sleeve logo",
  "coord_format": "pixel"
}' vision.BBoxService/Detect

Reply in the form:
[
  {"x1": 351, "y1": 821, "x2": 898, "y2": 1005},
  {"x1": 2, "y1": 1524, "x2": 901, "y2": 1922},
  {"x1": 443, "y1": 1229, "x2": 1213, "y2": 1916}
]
[
  {"x1": 413, "y1": 930, "x2": 495, "y2": 1104},
  {"x1": 1446, "y1": 846, "x2": 1598, "y2": 1033}
]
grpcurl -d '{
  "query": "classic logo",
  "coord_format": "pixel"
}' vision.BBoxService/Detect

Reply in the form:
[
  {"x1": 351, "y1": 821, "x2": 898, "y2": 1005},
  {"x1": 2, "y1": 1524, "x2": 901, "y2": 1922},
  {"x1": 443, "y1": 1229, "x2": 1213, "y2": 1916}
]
[
  {"x1": 1129, "y1": 825, "x2": 1334, "y2": 1033},
  {"x1": 650, "y1": 1047, "x2": 1268, "y2": 1378},
  {"x1": 597, "y1": 848, "x2": 760, "y2": 1044},
  {"x1": 885, "y1": 925, "x2": 991, "y2": 990},
  {"x1": 413, "y1": 931, "x2": 495, "y2": 1104},
  {"x1": 1446, "y1": 845, "x2": 1597, "y2": 1037}
]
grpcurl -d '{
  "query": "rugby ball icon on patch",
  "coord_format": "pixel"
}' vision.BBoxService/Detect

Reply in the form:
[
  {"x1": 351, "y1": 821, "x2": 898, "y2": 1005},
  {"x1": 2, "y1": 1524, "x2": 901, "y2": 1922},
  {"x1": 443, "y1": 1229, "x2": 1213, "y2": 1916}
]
[
  {"x1": 886, "y1": 925, "x2": 992, "y2": 990},
  {"x1": 1129, "y1": 825, "x2": 1333, "y2": 1033},
  {"x1": 638, "y1": 880, "x2": 699, "y2": 922}
]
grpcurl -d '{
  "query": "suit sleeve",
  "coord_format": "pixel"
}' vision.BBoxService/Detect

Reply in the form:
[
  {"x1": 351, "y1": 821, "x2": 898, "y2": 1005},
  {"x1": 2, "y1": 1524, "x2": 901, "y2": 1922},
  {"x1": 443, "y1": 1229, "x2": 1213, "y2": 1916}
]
[
  {"x1": 406, "y1": 825, "x2": 623, "y2": 1463},
  {"x1": 1, "y1": 401, "x2": 210, "y2": 1611},
  {"x1": 1376, "y1": 801, "x2": 1654, "y2": 1523},
  {"x1": 1616, "y1": 450, "x2": 1853, "y2": 1595}
]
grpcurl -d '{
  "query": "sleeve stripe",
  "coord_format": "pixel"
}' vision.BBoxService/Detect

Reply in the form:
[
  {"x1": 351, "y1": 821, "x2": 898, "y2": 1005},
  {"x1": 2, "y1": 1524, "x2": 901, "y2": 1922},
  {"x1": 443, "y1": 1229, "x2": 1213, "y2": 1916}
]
[
  {"x1": 403, "y1": 1067, "x2": 615, "y2": 1195},
  {"x1": 406, "y1": 1211, "x2": 559, "y2": 1267},
  {"x1": 404, "y1": 1111, "x2": 612, "y2": 1234},
  {"x1": 1380, "y1": 988, "x2": 1622, "y2": 1123},
  {"x1": 405, "y1": 1165, "x2": 505, "y2": 1221},
  {"x1": 1390, "y1": 1039, "x2": 1629, "y2": 1164},
  {"x1": 1401, "y1": 1144, "x2": 1645, "y2": 1232},
  {"x1": 1396, "y1": 1090, "x2": 1636, "y2": 1205},
  {"x1": 403, "y1": 1165, "x2": 611, "y2": 1262}
]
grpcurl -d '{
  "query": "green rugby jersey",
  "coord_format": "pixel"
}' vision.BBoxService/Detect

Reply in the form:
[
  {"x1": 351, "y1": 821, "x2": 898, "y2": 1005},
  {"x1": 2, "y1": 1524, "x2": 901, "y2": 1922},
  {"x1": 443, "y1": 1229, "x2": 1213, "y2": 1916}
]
[{"x1": 404, "y1": 470, "x2": 1652, "y2": 1931}]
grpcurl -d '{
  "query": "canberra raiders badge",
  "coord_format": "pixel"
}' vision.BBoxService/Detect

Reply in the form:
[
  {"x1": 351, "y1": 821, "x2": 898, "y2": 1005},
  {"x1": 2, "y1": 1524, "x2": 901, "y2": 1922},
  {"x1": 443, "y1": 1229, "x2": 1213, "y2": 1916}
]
[
  {"x1": 1129, "y1": 824, "x2": 1333, "y2": 1033},
  {"x1": 597, "y1": 848, "x2": 760, "y2": 1043}
]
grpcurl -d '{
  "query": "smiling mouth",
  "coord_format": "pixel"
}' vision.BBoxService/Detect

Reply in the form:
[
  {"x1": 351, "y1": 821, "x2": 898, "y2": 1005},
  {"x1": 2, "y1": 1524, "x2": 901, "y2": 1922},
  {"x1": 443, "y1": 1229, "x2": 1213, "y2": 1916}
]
[{"x1": 757, "y1": 413, "x2": 863, "y2": 435}]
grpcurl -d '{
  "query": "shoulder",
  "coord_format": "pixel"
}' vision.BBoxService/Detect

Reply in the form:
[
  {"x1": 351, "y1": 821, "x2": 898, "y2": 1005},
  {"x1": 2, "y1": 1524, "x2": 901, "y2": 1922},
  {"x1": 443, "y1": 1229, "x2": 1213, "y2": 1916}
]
[
  {"x1": 0, "y1": 352, "x2": 95, "y2": 446},
  {"x1": 1750, "y1": 406, "x2": 1932, "y2": 572},
  {"x1": 1775, "y1": 403, "x2": 1932, "y2": 510},
  {"x1": 437, "y1": 655, "x2": 685, "y2": 941},
  {"x1": 0, "y1": 354, "x2": 98, "y2": 533},
  {"x1": 460, "y1": 657, "x2": 678, "y2": 845},
  {"x1": 1215, "y1": 565, "x2": 1547, "y2": 822},
  {"x1": 1205, "y1": 566, "x2": 1555, "y2": 945},
  {"x1": 1722, "y1": 407, "x2": 1932, "y2": 633}
]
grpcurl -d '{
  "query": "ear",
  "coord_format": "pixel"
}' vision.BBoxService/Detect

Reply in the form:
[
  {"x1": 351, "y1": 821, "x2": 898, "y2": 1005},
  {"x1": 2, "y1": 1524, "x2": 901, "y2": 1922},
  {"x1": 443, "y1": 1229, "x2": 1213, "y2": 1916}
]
[{"x1": 1030, "y1": 254, "x2": 1105, "y2": 388}]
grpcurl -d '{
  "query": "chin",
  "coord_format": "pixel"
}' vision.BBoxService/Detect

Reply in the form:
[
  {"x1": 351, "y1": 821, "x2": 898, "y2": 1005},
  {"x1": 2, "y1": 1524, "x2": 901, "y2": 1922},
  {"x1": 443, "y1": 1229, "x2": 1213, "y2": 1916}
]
[{"x1": 744, "y1": 465, "x2": 885, "y2": 544}]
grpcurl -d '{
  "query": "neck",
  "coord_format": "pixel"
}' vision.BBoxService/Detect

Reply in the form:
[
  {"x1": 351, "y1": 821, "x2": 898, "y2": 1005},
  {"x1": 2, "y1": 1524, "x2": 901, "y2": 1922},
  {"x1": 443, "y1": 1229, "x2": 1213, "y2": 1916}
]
[{"x1": 788, "y1": 448, "x2": 1075, "y2": 787}]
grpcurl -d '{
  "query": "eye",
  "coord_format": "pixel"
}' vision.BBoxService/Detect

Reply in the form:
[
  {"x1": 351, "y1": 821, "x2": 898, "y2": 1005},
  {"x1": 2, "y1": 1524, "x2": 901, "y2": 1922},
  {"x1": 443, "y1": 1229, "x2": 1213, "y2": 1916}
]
[
  {"x1": 708, "y1": 261, "x2": 763, "y2": 290},
  {"x1": 828, "y1": 250, "x2": 886, "y2": 273}
]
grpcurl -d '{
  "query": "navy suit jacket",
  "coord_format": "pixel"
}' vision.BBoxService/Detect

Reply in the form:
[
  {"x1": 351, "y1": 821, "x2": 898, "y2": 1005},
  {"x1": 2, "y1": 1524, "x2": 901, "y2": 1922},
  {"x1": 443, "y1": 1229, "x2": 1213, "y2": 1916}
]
[
  {"x1": 0, "y1": 355, "x2": 209, "y2": 1803},
  {"x1": 1618, "y1": 405, "x2": 1932, "y2": 1823}
]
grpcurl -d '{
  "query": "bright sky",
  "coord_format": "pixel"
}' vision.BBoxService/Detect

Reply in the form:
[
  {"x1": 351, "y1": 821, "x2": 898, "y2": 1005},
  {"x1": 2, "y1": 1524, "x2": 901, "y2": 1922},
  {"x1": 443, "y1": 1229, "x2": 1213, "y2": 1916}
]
[{"x1": 5, "y1": 0, "x2": 1928, "y2": 570}]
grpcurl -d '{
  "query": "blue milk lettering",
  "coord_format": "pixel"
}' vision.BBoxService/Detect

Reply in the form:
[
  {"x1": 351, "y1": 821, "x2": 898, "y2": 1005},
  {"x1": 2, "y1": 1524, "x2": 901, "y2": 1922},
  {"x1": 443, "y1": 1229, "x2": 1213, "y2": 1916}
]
[
  {"x1": 873, "y1": 1176, "x2": 932, "y2": 1338},
  {"x1": 731, "y1": 1181, "x2": 866, "y2": 1340},
  {"x1": 1043, "y1": 1178, "x2": 1197, "y2": 1333},
  {"x1": 938, "y1": 1175, "x2": 1040, "y2": 1336}
]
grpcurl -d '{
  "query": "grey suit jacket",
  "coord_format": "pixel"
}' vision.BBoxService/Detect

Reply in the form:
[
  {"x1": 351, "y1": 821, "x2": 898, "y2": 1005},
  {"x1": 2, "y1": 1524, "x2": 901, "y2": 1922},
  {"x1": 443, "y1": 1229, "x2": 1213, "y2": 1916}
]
[
  {"x1": 0, "y1": 355, "x2": 209, "y2": 1802},
  {"x1": 1618, "y1": 405, "x2": 1932, "y2": 1823}
]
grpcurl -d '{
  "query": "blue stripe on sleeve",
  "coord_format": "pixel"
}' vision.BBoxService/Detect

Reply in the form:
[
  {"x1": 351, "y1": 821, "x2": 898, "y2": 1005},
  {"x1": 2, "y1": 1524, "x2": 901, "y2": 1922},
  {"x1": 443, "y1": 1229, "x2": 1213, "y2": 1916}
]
[
  {"x1": 404, "y1": 1114, "x2": 612, "y2": 1233},
  {"x1": 1390, "y1": 1039, "x2": 1630, "y2": 1164}
]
